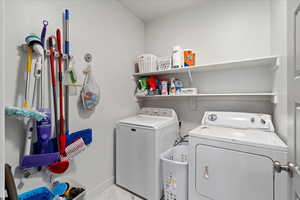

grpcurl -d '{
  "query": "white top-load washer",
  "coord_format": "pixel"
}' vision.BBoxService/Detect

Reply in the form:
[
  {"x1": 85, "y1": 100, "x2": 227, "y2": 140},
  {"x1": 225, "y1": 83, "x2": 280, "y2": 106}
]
[
  {"x1": 116, "y1": 107, "x2": 179, "y2": 200},
  {"x1": 188, "y1": 111, "x2": 288, "y2": 200}
]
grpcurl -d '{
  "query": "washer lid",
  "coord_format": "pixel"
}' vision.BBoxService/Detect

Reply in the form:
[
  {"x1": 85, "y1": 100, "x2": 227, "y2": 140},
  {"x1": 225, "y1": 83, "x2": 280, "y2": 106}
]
[
  {"x1": 190, "y1": 126, "x2": 287, "y2": 151},
  {"x1": 118, "y1": 115, "x2": 176, "y2": 129}
]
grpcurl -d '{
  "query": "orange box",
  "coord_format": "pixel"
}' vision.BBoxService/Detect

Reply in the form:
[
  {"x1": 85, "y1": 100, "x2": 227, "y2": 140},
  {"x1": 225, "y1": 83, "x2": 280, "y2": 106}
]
[
  {"x1": 184, "y1": 49, "x2": 195, "y2": 67},
  {"x1": 192, "y1": 53, "x2": 196, "y2": 66}
]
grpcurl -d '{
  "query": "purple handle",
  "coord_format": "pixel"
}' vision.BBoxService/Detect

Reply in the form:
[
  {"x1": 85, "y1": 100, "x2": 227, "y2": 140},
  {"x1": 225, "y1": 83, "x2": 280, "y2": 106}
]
[
  {"x1": 40, "y1": 20, "x2": 48, "y2": 48},
  {"x1": 36, "y1": 109, "x2": 51, "y2": 154}
]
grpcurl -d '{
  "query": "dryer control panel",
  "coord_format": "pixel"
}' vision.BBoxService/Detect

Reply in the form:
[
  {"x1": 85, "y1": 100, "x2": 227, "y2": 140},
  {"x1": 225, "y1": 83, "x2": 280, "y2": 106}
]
[{"x1": 202, "y1": 111, "x2": 275, "y2": 132}]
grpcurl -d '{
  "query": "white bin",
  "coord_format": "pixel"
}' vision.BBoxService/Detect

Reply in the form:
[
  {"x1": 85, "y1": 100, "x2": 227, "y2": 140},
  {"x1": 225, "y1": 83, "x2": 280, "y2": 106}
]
[{"x1": 160, "y1": 145, "x2": 188, "y2": 200}]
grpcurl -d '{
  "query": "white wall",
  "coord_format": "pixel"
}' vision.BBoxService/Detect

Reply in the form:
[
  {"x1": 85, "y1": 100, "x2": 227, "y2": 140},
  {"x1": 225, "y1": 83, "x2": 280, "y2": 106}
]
[
  {"x1": 271, "y1": 0, "x2": 288, "y2": 141},
  {"x1": 143, "y1": 0, "x2": 273, "y2": 135},
  {"x1": 145, "y1": 0, "x2": 271, "y2": 63},
  {"x1": 5, "y1": 0, "x2": 144, "y2": 195},
  {"x1": 0, "y1": 0, "x2": 4, "y2": 198}
]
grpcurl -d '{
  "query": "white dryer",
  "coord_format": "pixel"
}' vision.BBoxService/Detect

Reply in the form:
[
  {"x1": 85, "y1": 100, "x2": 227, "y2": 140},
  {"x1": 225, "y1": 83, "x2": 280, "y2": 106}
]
[
  {"x1": 116, "y1": 107, "x2": 179, "y2": 200},
  {"x1": 188, "y1": 112, "x2": 288, "y2": 200}
]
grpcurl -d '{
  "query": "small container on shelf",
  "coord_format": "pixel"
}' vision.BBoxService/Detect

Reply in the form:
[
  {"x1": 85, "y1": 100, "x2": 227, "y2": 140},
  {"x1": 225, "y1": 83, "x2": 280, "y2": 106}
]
[
  {"x1": 137, "y1": 54, "x2": 158, "y2": 73},
  {"x1": 180, "y1": 88, "x2": 198, "y2": 95},
  {"x1": 158, "y1": 56, "x2": 172, "y2": 71},
  {"x1": 172, "y1": 46, "x2": 183, "y2": 69}
]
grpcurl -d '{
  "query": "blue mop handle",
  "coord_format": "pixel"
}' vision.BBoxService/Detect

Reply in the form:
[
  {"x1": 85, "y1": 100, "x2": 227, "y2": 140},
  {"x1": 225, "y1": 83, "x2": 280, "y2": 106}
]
[
  {"x1": 64, "y1": 9, "x2": 70, "y2": 135},
  {"x1": 64, "y1": 9, "x2": 69, "y2": 55}
]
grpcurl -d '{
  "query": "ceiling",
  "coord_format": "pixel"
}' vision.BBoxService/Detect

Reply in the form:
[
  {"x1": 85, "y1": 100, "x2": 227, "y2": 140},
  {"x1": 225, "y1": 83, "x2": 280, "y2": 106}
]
[{"x1": 118, "y1": 0, "x2": 203, "y2": 22}]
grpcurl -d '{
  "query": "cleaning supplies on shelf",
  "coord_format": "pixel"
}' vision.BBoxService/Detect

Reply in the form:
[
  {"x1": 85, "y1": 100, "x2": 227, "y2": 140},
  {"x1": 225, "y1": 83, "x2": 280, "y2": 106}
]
[
  {"x1": 184, "y1": 49, "x2": 195, "y2": 67},
  {"x1": 136, "y1": 77, "x2": 149, "y2": 96},
  {"x1": 172, "y1": 46, "x2": 183, "y2": 69},
  {"x1": 137, "y1": 54, "x2": 157, "y2": 73},
  {"x1": 135, "y1": 77, "x2": 188, "y2": 97},
  {"x1": 169, "y1": 78, "x2": 176, "y2": 95},
  {"x1": 148, "y1": 76, "x2": 159, "y2": 95},
  {"x1": 181, "y1": 88, "x2": 198, "y2": 95},
  {"x1": 174, "y1": 79, "x2": 183, "y2": 94},
  {"x1": 161, "y1": 80, "x2": 169, "y2": 96}
]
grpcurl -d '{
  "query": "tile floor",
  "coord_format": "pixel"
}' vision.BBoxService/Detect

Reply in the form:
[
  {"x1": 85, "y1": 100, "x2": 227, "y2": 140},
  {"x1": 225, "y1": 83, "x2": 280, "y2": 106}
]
[{"x1": 97, "y1": 185, "x2": 143, "y2": 200}]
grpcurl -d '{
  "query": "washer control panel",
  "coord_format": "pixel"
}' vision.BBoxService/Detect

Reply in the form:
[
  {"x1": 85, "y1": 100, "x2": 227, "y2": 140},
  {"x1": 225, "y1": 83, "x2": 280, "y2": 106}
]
[{"x1": 139, "y1": 107, "x2": 175, "y2": 118}]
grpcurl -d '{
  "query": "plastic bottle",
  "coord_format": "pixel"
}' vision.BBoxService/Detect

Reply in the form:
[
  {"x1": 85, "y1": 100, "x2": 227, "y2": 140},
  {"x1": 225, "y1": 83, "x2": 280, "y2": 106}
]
[
  {"x1": 170, "y1": 78, "x2": 176, "y2": 95},
  {"x1": 172, "y1": 46, "x2": 183, "y2": 68}
]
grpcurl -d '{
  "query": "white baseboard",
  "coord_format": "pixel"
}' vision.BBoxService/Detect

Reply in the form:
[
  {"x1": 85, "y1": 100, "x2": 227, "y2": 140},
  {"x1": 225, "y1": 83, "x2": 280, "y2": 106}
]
[{"x1": 86, "y1": 176, "x2": 115, "y2": 199}]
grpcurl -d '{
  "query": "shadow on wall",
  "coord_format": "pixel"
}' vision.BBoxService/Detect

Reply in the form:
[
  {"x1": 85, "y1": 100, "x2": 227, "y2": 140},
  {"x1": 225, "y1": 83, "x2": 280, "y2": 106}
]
[
  {"x1": 14, "y1": 46, "x2": 27, "y2": 106},
  {"x1": 6, "y1": 46, "x2": 29, "y2": 164}
]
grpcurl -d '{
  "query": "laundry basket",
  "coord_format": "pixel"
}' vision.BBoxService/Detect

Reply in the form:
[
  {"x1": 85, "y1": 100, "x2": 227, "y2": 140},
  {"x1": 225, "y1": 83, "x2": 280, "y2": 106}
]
[{"x1": 160, "y1": 145, "x2": 188, "y2": 200}]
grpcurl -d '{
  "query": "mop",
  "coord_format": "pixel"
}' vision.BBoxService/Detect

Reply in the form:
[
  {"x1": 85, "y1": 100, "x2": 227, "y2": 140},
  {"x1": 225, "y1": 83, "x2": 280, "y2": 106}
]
[
  {"x1": 48, "y1": 30, "x2": 87, "y2": 173},
  {"x1": 47, "y1": 36, "x2": 69, "y2": 174},
  {"x1": 36, "y1": 20, "x2": 52, "y2": 155},
  {"x1": 33, "y1": 128, "x2": 92, "y2": 153},
  {"x1": 5, "y1": 106, "x2": 45, "y2": 120},
  {"x1": 47, "y1": 34, "x2": 86, "y2": 173}
]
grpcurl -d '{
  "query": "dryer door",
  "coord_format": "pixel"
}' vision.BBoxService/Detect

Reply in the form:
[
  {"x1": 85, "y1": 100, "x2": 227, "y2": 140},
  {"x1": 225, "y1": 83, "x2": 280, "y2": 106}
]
[{"x1": 195, "y1": 144, "x2": 273, "y2": 200}]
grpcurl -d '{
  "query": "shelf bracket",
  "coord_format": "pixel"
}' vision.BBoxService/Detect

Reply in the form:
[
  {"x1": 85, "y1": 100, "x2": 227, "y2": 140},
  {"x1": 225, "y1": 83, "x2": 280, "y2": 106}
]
[
  {"x1": 273, "y1": 57, "x2": 280, "y2": 70},
  {"x1": 190, "y1": 96, "x2": 198, "y2": 111},
  {"x1": 187, "y1": 68, "x2": 193, "y2": 86},
  {"x1": 271, "y1": 94, "x2": 278, "y2": 104}
]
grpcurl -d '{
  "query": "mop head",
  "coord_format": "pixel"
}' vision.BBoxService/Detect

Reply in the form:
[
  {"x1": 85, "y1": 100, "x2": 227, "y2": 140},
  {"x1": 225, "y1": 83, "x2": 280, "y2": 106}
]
[
  {"x1": 5, "y1": 106, "x2": 46, "y2": 120},
  {"x1": 20, "y1": 152, "x2": 60, "y2": 169}
]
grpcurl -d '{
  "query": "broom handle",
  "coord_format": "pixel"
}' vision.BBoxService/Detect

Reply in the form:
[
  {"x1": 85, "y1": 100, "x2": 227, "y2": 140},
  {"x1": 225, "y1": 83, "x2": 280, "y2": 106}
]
[
  {"x1": 57, "y1": 29, "x2": 66, "y2": 154},
  {"x1": 64, "y1": 9, "x2": 70, "y2": 135},
  {"x1": 49, "y1": 37, "x2": 59, "y2": 139},
  {"x1": 23, "y1": 47, "x2": 33, "y2": 109},
  {"x1": 5, "y1": 164, "x2": 18, "y2": 200}
]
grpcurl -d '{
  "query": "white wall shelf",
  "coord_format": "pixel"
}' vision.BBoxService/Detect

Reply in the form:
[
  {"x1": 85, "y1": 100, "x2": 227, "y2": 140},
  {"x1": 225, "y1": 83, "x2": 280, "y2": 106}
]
[
  {"x1": 133, "y1": 55, "x2": 279, "y2": 77},
  {"x1": 136, "y1": 93, "x2": 277, "y2": 103},
  {"x1": 136, "y1": 93, "x2": 275, "y2": 98}
]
